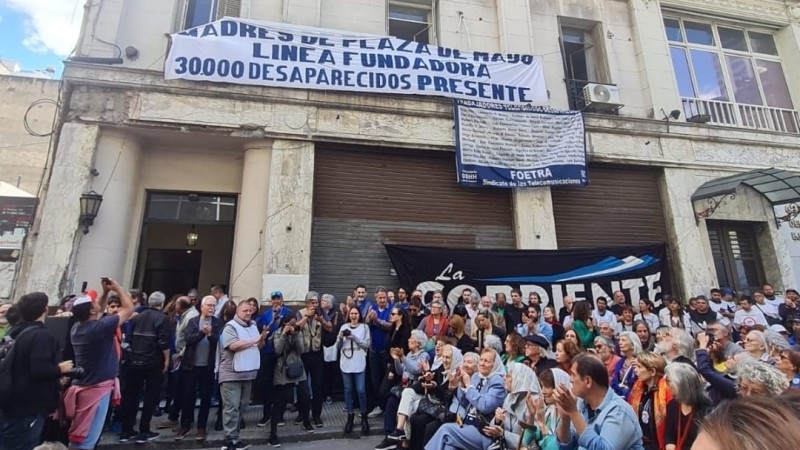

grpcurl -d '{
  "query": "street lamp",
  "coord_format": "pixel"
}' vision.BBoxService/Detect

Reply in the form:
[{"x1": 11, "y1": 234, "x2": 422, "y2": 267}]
[{"x1": 79, "y1": 191, "x2": 103, "y2": 234}]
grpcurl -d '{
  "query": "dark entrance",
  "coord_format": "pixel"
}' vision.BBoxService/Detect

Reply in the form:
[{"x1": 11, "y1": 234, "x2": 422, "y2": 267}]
[{"x1": 142, "y1": 249, "x2": 203, "y2": 300}]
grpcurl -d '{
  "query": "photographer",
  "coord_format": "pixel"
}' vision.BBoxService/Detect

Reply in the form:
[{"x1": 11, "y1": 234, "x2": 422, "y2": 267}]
[
  {"x1": 65, "y1": 278, "x2": 135, "y2": 450},
  {"x1": 268, "y1": 315, "x2": 311, "y2": 447},
  {"x1": 296, "y1": 292, "x2": 330, "y2": 428},
  {"x1": 0, "y1": 293, "x2": 74, "y2": 450}
]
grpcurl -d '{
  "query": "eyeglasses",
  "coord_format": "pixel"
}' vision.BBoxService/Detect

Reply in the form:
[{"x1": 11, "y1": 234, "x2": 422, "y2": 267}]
[
  {"x1": 409, "y1": 308, "x2": 419, "y2": 313},
  {"x1": 390, "y1": 312, "x2": 400, "y2": 316}
]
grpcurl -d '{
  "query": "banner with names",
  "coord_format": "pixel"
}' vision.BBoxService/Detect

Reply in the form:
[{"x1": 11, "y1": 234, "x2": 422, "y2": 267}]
[
  {"x1": 165, "y1": 18, "x2": 548, "y2": 105},
  {"x1": 454, "y1": 100, "x2": 587, "y2": 188}
]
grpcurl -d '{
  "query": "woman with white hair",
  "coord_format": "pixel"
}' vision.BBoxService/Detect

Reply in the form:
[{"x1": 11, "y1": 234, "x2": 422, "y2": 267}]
[
  {"x1": 378, "y1": 330, "x2": 431, "y2": 447},
  {"x1": 424, "y1": 349, "x2": 506, "y2": 450},
  {"x1": 611, "y1": 331, "x2": 642, "y2": 398},
  {"x1": 482, "y1": 362, "x2": 541, "y2": 450},
  {"x1": 664, "y1": 362, "x2": 712, "y2": 450},
  {"x1": 742, "y1": 329, "x2": 770, "y2": 362},
  {"x1": 736, "y1": 357, "x2": 789, "y2": 396}
]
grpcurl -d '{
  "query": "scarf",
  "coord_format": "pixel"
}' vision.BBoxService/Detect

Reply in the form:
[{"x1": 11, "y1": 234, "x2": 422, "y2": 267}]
[
  {"x1": 504, "y1": 362, "x2": 541, "y2": 428},
  {"x1": 545, "y1": 368, "x2": 572, "y2": 432},
  {"x1": 425, "y1": 313, "x2": 449, "y2": 338},
  {"x1": 629, "y1": 376, "x2": 672, "y2": 448}
]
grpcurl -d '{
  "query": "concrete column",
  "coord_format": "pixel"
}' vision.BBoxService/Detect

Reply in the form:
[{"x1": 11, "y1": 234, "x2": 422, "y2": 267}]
[
  {"x1": 496, "y1": 0, "x2": 558, "y2": 250},
  {"x1": 229, "y1": 141, "x2": 272, "y2": 300},
  {"x1": 775, "y1": 23, "x2": 800, "y2": 110},
  {"x1": 262, "y1": 139, "x2": 315, "y2": 303},
  {"x1": 628, "y1": 0, "x2": 682, "y2": 118},
  {"x1": 72, "y1": 129, "x2": 142, "y2": 292},
  {"x1": 512, "y1": 191, "x2": 558, "y2": 249},
  {"x1": 25, "y1": 123, "x2": 99, "y2": 303},
  {"x1": 660, "y1": 168, "x2": 716, "y2": 298}
]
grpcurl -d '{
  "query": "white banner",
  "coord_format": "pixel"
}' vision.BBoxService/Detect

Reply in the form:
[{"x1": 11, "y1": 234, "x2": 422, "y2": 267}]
[
  {"x1": 165, "y1": 18, "x2": 548, "y2": 105},
  {"x1": 455, "y1": 100, "x2": 586, "y2": 188}
]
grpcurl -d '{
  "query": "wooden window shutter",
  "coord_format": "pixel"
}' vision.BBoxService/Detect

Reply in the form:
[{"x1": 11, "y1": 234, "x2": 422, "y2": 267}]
[{"x1": 217, "y1": 0, "x2": 242, "y2": 19}]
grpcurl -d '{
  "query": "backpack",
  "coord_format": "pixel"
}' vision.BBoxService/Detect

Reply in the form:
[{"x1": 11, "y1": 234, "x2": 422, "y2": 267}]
[{"x1": 0, "y1": 326, "x2": 36, "y2": 407}]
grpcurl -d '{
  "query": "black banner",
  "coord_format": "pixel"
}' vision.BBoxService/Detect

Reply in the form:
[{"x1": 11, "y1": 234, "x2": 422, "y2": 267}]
[{"x1": 385, "y1": 244, "x2": 667, "y2": 312}]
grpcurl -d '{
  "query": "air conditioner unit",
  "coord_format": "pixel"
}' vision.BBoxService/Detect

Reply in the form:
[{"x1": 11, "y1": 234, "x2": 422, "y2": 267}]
[{"x1": 583, "y1": 83, "x2": 622, "y2": 108}]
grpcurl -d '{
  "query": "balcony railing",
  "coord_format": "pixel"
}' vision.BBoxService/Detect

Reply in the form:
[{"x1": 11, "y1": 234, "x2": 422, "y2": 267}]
[{"x1": 681, "y1": 97, "x2": 800, "y2": 134}]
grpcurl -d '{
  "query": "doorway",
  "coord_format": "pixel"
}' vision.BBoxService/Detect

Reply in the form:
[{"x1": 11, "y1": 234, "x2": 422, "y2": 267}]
[
  {"x1": 134, "y1": 192, "x2": 237, "y2": 299},
  {"x1": 142, "y1": 249, "x2": 202, "y2": 300}
]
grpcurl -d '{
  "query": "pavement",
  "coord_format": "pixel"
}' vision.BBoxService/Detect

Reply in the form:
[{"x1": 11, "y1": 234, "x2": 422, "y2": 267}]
[{"x1": 99, "y1": 401, "x2": 387, "y2": 450}]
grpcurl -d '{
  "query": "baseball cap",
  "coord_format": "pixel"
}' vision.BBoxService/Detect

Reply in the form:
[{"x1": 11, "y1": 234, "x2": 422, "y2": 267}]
[
  {"x1": 770, "y1": 324, "x2": 788, "y2": 334},
  {"x1": 73, "y1": 295, "x2": 93, "y2": 307},
  {"x1": 270, "y1": 290, "x2": 283, "y2": 298},
  {"x1": 85, "y1": 289, "x2": 98, "y2": 302}
]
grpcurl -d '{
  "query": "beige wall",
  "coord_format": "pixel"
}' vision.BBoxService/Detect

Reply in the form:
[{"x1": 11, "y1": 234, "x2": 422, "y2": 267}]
[
  {"x1": 134, "y1": 223, "x2": 235, "y2": 296},
  {"x1": 122, "y1": 145, "x2": 244, "y2": 288},
  {"x1": 0, "y1": 75, "x2": 59, "y2": 194}
]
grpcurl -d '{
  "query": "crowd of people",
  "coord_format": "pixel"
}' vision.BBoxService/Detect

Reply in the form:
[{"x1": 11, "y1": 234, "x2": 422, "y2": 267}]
[{"x1": 2, "y1": 280, "x2": 800, "y2": 450}]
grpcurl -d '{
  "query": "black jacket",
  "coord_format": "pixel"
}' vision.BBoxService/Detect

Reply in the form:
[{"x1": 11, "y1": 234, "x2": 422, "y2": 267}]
[
  {"x1": 389, "y1": 324, "x2": 412, "y2": 354},
  {"x1": 126, "y1": 307, "x2": 170, "y2": 368},
  {"x1": 181, "y1": 315, "x2": 222, "y2": 370},
  {"x1": 2, "y1": 322, "x2": 62, "y2": 417}
]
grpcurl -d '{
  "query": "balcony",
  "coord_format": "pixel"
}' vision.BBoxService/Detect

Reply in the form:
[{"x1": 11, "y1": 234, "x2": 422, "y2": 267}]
[{"x1": 681, "y1": 97, "x2": 800, "y2": 134}]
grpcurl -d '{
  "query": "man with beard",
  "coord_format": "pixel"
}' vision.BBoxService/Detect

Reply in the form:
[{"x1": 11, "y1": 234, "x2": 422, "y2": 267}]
[
  {"x1": 610, "y1": 290, "x2": 628, "y2": 320},
  {"x1": 709, "y1": 288, "x2": 735, "y2": 322},
  {"x1": 689, "y1": 296, "x2": 725, "y2": 336},
  {"x1": 763, "y1": 283, "x2": 785, "y2": 312},
  {"x1": 655, "y1": 327, "x2": 695, "y2": 364},
  {"x1": 780, "y1": 289, "x2": 800, "y2": 327},
  {"x1": 591, "y1": 297, "x2": 618, "y2": 331}
]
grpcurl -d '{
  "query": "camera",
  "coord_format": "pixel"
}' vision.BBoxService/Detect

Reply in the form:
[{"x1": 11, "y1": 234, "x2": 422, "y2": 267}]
[
  {"x1": 704, "y1": 330, "x2": 715, "y2": 345},
  {"x1": 67, "y1": 366, "x2": 86, "y2": 379},
  {"x1": 342, "y1": 329, "x2": 352, "y2": 337},
  {"x1": 315, "y1": 307, "x2": 324, "y2": 317}
]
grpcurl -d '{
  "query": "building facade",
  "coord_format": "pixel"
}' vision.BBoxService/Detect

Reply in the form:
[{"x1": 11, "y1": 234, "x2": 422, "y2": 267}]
[
  {"x1": 0, "y1": 72, "x2": 59, "y2": 301},
  {"x1": 22, "y1": 0, "x2": 800, "y2": 306}
]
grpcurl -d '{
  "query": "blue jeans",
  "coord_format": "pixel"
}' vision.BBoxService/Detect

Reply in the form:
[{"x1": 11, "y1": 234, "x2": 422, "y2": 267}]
[
  {"x1": 0, "y1": 413, "x2": 46, "y2": 450},
  {"x1": 70, "y1": 392, "x2": 111, "y2": 450},
  {"x1": 341, "y1": 371, "x2": 367, "y2": 415}
]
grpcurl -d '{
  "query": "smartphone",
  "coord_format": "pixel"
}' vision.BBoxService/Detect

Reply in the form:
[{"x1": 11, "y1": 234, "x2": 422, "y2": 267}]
[{"x1": 101, "y1": 277, "x2": 111, "y2": 285}]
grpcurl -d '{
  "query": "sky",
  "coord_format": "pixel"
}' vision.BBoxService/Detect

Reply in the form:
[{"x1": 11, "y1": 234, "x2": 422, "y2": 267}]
[{"x1": 0, "y1": 0, "x2": 83, "y2": 77}]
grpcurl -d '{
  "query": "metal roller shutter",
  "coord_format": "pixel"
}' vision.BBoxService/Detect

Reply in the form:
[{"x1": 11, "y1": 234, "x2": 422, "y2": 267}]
[
  {"x1": 552, "y1": 164, "x2": 675, "y2": 294},
  {"x1": 310, "y1": 145, "x2": 515, "y2": 300},
  {"x1": 552, "y1": 165, "x2": 669, "y2": 248}
]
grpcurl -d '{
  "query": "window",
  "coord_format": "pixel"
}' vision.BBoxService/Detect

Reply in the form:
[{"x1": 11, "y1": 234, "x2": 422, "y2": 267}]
[
  {"x1": 388, "y1": 0, "x2": 433, "y2": 44},
  {"x1": 146, "y1": 193, "x2": 236, "y2": 223},
  {"x1": 707, "y1": 221, "x2": 765, "y2": 293},
  {"x1": 183, "y1": 0, "x2": 218, "y2": 29},
  {"x1": 664, "y1": 17, "x2": 799, "y2": 133},
  {"x1": 559, "y1": 19, "x2": 611, "y2": 111}
]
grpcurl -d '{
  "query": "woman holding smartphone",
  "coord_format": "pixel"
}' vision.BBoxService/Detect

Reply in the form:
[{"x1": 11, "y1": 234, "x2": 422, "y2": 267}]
[{"x1": 339, "y1": 306, "x2": 371, "y2": 436}]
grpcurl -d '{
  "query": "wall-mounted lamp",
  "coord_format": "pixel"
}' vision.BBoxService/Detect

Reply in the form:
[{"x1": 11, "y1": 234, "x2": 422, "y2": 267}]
[
  {"x1": 186, "y1": 225, "x2": 199, "y2": 246},
  {"x1": 661, "y1": 108, "x2": 682, "y2": 133},
  {"x1": 79, "y1": 191, "x2": 103, "y2": 234}
]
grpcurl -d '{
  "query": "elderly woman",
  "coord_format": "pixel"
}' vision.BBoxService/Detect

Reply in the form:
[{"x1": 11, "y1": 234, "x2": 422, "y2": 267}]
[
  {"x1": 628, "y1": 352, "x2": 672, "y2": 450},
  {"x1": 664, "y1": 362, "x2": 713, "y2": 450},
  {"x1": 612, "y1": 331, "x2": 643, "y2": 398},
  {"x1": 776, "y1": 349, "x2": 800, "y2": 390},
  {"x1": 594, "y1": 335, "x2": 621, "y2": 383},
  {"x1": 408, "y1": 351, "x2": 481, "y2": 450},
  {"x1": 269, "y1": 315, "x2": 312, "y2": 445},
  {"x1": 736, "y1": 356, "x2": 789, "y2": 396},
  {"x1": 482, "y1": 362, "x2": 541, "y2": 450},
  {"x1": 380, "y1": 330, "x2": 431, "y2": 445},
  {"x1": 634, "y1": 320, "x2": 655, "y2": 352},
  {"x1": 743, "y1": 329, "x2": 770, "y2": 362},
  {"x1": 417, "y1": 300, "x2": 449, "y2": 340},
  {"x1": 425, "y1": 349, "x2": 506, "y2": 450},
  {"x1": 520, "y1": 368, "x2": 571, "y2": 450}
]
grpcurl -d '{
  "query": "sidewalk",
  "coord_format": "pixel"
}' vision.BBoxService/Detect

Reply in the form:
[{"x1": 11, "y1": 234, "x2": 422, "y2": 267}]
[{"x1": 99, "y1": 402, "x2": 384, "y2": 449}]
